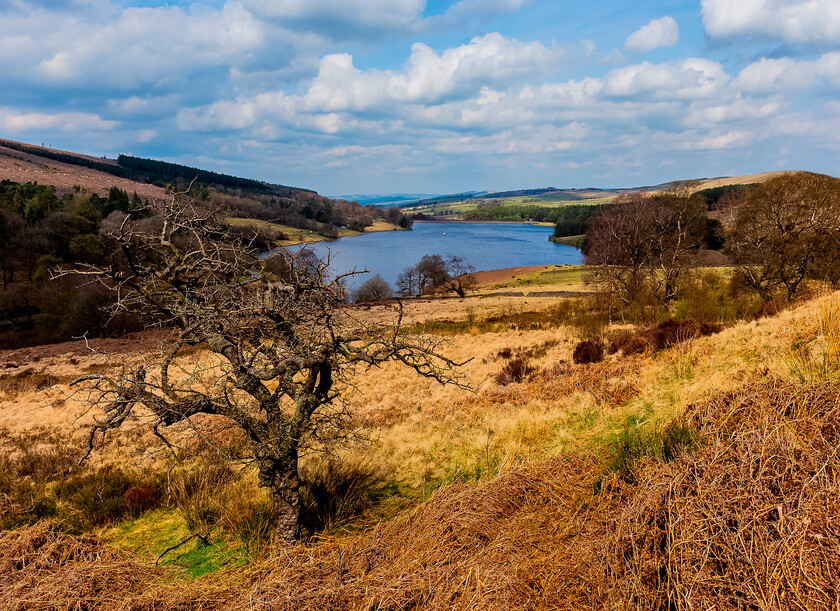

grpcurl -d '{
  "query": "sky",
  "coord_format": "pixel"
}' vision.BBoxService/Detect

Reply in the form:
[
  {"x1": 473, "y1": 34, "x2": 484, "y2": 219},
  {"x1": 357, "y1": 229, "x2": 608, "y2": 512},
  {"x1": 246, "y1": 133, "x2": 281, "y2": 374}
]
[{"x1": 1, "y1": 0, "x2": 839, "y2": 196}]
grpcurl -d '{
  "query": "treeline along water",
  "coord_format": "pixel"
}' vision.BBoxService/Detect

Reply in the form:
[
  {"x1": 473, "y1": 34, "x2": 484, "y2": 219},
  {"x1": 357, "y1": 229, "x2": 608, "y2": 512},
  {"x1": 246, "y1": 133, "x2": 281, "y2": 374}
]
[{"x1": 284, "y1": 222, "x2": 582, "y2": 290}]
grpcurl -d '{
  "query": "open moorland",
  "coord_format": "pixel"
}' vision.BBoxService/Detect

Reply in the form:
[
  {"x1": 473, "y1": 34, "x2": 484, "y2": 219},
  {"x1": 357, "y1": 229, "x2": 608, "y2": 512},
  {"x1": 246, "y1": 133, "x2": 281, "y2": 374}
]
[
  {"x1": 0, "y1": 139, "x2": 167, "y2": 200},
  {"x1": 2, "y1": 264, "x2": 840, "y2": 609}
]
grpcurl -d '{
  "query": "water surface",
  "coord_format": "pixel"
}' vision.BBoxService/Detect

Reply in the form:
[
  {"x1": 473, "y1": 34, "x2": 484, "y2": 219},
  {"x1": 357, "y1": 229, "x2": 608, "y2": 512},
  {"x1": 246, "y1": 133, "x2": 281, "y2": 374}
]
[{"x1": 290, "y1": 222, "x2": 581, "y2": 290}]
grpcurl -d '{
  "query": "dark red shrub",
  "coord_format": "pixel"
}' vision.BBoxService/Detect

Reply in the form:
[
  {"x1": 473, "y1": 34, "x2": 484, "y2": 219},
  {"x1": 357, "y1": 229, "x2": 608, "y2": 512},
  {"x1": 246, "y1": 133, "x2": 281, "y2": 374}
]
[
  {"x1": 494, "y1": 357, "x2": 537, "y2": 385},
  {"x1": 572, "y1": 340, "x2": 605, "y2": 364}
]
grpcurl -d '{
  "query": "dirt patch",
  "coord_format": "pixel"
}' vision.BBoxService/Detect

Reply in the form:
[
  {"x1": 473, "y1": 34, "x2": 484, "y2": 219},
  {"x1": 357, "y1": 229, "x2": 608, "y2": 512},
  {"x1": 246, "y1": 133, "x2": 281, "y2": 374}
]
[
  {"x1": 0, "y1": 329, "x2": 173, "y2": 365},
  {"x1": 471, "y1": 265, "x2": 553, "y2": 286}
]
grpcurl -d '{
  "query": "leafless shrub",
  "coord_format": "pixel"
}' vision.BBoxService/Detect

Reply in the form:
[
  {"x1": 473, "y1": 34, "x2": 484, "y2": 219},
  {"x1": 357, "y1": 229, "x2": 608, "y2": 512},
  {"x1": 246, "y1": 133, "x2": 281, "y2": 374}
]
[
  {"x1": 494, "y1": 357, "x2": 537, "y2": 386},
  {"x1": 572, "y1": 339, "x2": 605, "y2": 364}
]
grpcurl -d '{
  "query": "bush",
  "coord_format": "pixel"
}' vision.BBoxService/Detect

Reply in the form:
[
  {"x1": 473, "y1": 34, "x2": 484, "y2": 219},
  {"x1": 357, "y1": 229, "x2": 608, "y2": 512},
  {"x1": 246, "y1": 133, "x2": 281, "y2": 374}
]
[
  {"x1": 494, "y1": 357, "x2": 537, "y2": 385},
  {"x1": 607, "y1": 319, "x2": 721, "y2": 357},
  {"x1": 353, "y1": 274, "x2": 394, "y2": 303},
  {"x1": 607, "y1": 330, "x2": 650, "y2": 355},
  {"x1": 572, "y1": 339, "x2": 605, "y2": 364},
  {"x1": 646, "y1": 319, "x2": 721, "y2": 350}
]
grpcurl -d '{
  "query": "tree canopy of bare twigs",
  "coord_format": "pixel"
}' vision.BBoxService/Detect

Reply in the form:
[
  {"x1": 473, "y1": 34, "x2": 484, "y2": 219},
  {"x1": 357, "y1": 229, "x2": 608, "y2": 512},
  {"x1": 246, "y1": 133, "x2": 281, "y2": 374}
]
[
  {"x1": 396, "y1": 254, "x2": 477, "y2": 298},
  {"x1": 723, "y1": 171, "x2": 840, "y2": 302},
  {"x1": 584, "y1": 192, "x2": 708, "y2": 311},
  {"x1": 68, "y1": 194, "x2": 467, "y2": 545}
]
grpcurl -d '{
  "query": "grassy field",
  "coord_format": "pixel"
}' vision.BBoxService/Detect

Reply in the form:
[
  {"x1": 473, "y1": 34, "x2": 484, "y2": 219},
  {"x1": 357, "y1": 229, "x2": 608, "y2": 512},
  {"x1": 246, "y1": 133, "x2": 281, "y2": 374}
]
[
  {"x1": 407, "y1": 195, "x2": 613, "y2": 218},
  {"x1": 2, "y1": 265, "x2": 839, "y2": 608},
  {"x1": 226, "y1": 217, "x2": 402, "y2": 245}
]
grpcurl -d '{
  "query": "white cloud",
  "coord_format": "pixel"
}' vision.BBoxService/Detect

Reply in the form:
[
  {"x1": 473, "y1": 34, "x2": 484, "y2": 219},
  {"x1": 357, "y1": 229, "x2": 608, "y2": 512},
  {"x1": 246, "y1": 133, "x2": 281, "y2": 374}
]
[
  {"x1": 0, "y1": 107, "x2": 116, "y2": 132},
  {"x1": 687, "y1": 130, "x2": 754, "y2": 150},
  {"x1": 734, "y1": 52, "x2": 840, "y2": 94},
  {"x1": 422, "y1": 0, "x2": 534, "y2": 29},
  {"x1": 625, "y1": 16, "x2": 679, "y2": 53},
  {"x1": 302, "y1": 33, "x2": 563, "y2": 112},
  {"x1": 702, "y1": 0, "x2": 840, "y2": 44},
  {"x1": 2, "y1": 2, "x2": 266, "y2": 89},
  {"x1": 684, "y1": 98, "x2": 782, "y2": 127},
  {"x1": 603, "y1": 59, "x2": 728, "y2": 100}
]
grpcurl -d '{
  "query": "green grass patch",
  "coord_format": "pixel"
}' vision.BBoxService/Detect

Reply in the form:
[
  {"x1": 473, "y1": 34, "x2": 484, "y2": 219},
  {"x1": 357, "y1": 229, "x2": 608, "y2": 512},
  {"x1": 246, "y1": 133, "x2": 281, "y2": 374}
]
[
  {"x1": 107, "y1": 509, "x2": 248, "y2": 578},
  {"x1": 550, "y1": 234, "x2": 586, "y2": 248},
  {"x1": 600, "y1": 419, "x2": 698, "y2": 485},
  {"x1": 226, "y1": 217, "x2": 361, "y2": 245}
]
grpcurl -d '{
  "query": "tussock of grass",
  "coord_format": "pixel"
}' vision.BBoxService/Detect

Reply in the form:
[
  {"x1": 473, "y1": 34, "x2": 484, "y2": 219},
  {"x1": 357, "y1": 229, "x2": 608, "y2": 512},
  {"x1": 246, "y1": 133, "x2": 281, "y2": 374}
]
[
  {"x1": 0, "y1": 371, "x2": 70, "y2": 398},
  {"x1": 0, "y1": 522, "x2": 167, "y2": 610}
]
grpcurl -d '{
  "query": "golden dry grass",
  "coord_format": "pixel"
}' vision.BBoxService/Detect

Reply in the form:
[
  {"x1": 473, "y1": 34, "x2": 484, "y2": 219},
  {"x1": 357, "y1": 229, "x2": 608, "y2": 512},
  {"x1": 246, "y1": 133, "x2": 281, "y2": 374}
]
[{"x1": 3, "y1": 283, "x2": 840, "y2": 609}]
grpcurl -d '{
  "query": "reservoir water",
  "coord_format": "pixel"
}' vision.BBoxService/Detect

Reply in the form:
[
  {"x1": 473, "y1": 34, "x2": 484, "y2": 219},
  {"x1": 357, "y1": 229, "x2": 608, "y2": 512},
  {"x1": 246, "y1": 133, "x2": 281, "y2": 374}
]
[{"x1": 291, "y1": 222, "x2": 582, "y2": 290}]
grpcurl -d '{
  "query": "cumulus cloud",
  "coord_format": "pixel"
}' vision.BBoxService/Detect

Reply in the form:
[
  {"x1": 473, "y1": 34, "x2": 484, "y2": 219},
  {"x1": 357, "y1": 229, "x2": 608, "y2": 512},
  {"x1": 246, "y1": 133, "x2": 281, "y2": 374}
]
[
  {"x1": 734, "y1": 52, "x2": 840, "y2": 93},
  {"x1": 702, "y1": 0, "x2": 840, "y2": 44},
  {"x1": 242, "y1": 0, "x2": 422, "y2": 33},
  {"x1": 302, "y1": 33, "x2": 563, "y2": 112},
  {"x1": 602, "y1": 59, "x2": 728, "y2": 100},
  {"x1": 0, "y1": 1, "x2": 268, "y2": 90},
  {"x1": 422, "y1": 0, "x2": 535, "y2": 29},
  {"x1": 625, "y1": 16, "x2": 679, "y2": 53},
  {"x1": 0, "y1": 107, "x2": 116, "y2": 132}
]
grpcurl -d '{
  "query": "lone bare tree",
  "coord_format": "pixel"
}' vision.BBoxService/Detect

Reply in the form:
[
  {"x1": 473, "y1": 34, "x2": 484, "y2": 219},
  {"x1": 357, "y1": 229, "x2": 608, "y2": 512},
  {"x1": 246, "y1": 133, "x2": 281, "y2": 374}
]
[
  {"x1": 440, "y1": 255, "x2": 477, "y2": 298},
  {"x1": 724, "y1": 171, "x2": 840, "y2": 302},
  {"x1": 70, "y1": 195, "x2": 466, "y2": 545},
  {"x1": 352, "y1": 273, "x2": 394, "y2": 303}
]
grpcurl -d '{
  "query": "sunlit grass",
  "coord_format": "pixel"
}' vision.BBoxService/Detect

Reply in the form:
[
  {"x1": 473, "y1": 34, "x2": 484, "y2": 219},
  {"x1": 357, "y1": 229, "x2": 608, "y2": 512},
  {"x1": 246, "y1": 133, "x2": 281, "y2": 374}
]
[{"x1": 105, "y1": 508, "x2": 249, "y2": 578}]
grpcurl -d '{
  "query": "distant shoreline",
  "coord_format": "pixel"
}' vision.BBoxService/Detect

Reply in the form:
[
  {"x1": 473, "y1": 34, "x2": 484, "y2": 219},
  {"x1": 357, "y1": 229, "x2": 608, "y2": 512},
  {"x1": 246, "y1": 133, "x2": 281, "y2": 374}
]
[{"x1": 412, "y1": 219, "x2": 554, "y2": 226}]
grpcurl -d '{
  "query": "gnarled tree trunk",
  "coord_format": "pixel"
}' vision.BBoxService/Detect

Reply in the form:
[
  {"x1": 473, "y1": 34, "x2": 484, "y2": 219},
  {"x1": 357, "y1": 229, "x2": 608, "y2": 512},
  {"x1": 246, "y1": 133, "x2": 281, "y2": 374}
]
[{"x1": 272, "y1": 483, "x2": 302, "y2": 545}]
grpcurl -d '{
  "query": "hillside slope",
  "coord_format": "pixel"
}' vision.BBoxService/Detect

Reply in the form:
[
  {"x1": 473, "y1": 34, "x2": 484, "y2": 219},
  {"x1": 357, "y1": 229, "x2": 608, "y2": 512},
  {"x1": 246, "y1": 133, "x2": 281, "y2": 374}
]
[
  {"x1": 0, "y1": 140, "x2": 166, "y2": 199},
  {"x1": 1, "y1": 280, "x2": 838, "y2": 608}
]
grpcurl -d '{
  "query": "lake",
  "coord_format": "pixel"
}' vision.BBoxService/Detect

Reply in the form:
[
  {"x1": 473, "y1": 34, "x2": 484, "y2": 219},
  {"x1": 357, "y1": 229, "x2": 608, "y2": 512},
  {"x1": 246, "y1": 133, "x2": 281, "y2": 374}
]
[{"x1": 289, "y1": 222, "x2": 582, "y2": 290}]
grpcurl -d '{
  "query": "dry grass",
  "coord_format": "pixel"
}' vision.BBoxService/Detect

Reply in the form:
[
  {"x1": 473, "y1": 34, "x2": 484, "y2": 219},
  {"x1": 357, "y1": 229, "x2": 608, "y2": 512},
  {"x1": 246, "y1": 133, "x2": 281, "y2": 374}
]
[
  {"x1": 0, "y1": 522, "x2": 168, "y2": 610},
  {"x1": 4, "y1": 379, "x2": 840, "y2": 609},
  {"x1": 604, "y1": 379, "x2": 840, "y2": 609},
  {"x1": 2, "y1": 278, "x2": 840, "y2": 608},
  {"x1": 782, "y1": 294, "x2": 840, "y2": 384}
]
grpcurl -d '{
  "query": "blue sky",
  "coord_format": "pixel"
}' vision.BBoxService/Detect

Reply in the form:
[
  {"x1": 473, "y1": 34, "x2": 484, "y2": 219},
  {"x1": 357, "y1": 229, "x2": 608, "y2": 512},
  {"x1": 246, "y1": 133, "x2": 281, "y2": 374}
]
[{"x1": 1, "y1": 0, "x2": 839, "y2": 195}]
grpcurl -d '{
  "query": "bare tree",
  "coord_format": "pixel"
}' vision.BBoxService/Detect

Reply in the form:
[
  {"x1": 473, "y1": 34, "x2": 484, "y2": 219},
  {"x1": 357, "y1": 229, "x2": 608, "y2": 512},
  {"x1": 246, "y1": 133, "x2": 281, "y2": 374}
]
[
  {"x1": 441, "y1": 255, "x2": 477, "y2": 298},
  {"x1": 585, "y1": 193, "x2": 707, "y2": 309},
  {"x1": 397, "y1": 254, "x2": 477, "y2": 298},
  {"x1": 416, "y1": 254, "x2": 448, "y2": 293},
  {"x1": 724, "y1": 171, "x2": 840, "y2": 302},
  {"x1": 68, "y1": 195, "x2": 467, "y2": 545},
  {"x1": 396, "y1": 265, "x2": 421, "y2": 297},
  {"x1": 353, "y1": 274, "x2": 393, "y2": 303}
]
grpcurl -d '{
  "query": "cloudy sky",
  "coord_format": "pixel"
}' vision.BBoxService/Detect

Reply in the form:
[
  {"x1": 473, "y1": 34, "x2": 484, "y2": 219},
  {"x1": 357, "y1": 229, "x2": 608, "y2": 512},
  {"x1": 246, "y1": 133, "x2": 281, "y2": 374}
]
[{"x1": 2, "y1": 0, "x2": 839, "y2": 195}]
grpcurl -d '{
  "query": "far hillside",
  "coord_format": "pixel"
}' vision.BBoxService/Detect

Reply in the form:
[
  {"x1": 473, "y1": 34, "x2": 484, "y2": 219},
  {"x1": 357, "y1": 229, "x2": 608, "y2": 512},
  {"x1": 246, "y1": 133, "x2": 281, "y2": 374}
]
[
  {"x1": 404, "y1": 172, "x2": 789, "y2": 222},
  {"x1": 0, "y1": 138, "x2": 413, "y2": 348}
]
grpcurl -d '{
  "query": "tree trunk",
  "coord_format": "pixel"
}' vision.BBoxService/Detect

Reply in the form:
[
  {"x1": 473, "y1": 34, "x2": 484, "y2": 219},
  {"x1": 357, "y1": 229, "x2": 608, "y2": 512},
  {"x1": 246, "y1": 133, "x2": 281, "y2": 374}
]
[{"x1": 272, "y1": 484, "x2": 302, "y2": 546}]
